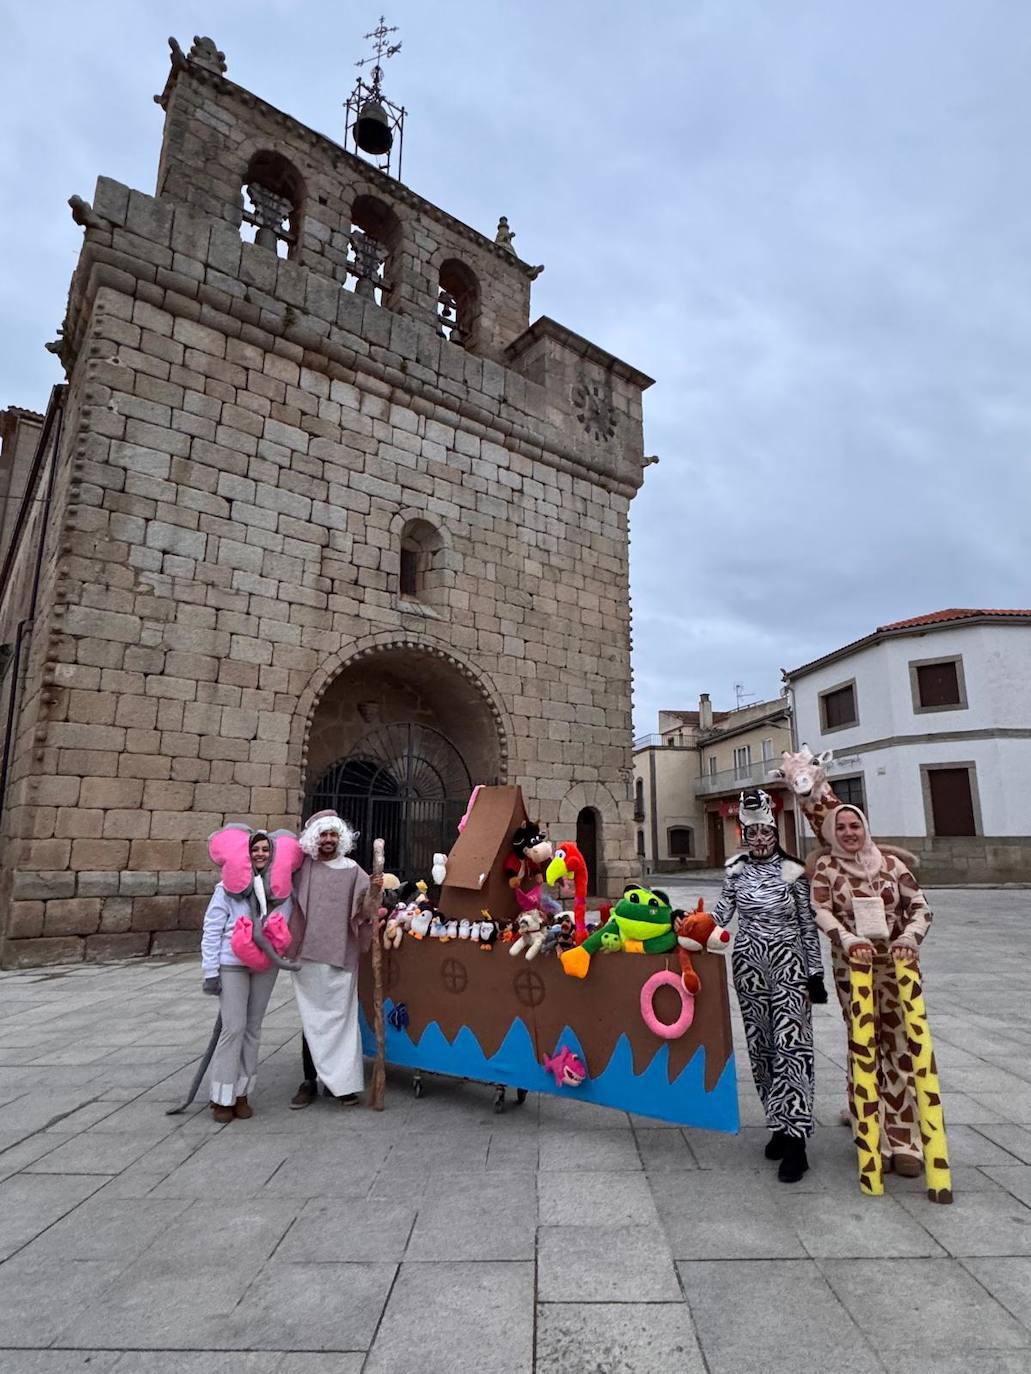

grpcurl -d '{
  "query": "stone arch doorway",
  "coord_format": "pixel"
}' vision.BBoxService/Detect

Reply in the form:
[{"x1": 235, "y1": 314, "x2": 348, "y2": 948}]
[
  {"x1": 303, "y1": 645, "x2": 505, "y2": 879},
  {"x1": 576, "y1": 807, "x2": 599, "y2": 895}
]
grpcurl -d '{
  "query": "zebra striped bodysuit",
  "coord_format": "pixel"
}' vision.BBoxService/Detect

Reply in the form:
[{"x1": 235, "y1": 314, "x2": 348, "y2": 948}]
[{"x1": 713, "y1": 854, "x2": 823, "y2": 1138}]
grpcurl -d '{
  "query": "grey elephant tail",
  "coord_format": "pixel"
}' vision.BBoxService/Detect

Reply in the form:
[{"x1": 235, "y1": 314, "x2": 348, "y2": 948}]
[{"x1": 165, "y1": 1014, "x2": 222, "y2": 1115}]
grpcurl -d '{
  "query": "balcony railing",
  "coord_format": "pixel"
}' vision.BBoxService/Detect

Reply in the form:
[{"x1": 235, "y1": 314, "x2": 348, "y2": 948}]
[{"x1": 695, "y1": 758, "x2": 778, "y2": 796}]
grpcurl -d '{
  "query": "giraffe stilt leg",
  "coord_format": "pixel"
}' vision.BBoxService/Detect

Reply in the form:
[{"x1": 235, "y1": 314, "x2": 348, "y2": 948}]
[
  {"x1": 849, "y1": 963, "x2": 883, "y2": 1197},
  {"x1": 894, "y1": 958, "x2": 953, "y2": 1205}
]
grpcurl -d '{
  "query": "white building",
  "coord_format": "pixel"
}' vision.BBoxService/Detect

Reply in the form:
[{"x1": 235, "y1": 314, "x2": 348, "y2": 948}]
[{"x1": 784, "y1": 609, "x2": 1031, "y2": 883}]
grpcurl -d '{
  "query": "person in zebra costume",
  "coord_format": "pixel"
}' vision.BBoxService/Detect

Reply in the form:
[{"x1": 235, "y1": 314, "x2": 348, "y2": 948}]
[{"x1": 713, "y1": 788, "x2": 828, "y2": 1182}]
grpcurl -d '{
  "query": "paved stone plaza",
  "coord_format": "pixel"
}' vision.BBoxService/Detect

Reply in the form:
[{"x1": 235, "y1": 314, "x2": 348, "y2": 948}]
[{"x1": 0, "y1": 881, "x2": 1029, "y2": 1372}]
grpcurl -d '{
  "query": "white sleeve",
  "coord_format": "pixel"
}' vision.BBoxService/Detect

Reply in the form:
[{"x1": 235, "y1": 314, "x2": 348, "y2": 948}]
[{"x1": 201, "y1": 885, "x2": 231, "y2": 978}]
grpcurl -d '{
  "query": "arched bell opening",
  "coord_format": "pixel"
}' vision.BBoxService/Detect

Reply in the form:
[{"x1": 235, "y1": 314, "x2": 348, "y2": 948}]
[
  {"x1": 240, "y1": 150, "x2": 304, "y2": 258},
  {"x1": 303, "y1": 645, "x2": 504, "y2": 879}
]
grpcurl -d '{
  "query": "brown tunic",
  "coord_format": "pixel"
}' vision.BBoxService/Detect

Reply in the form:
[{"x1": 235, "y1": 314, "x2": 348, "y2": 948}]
[{"x1": 291, "y1": 856, "x2": 371, "y2": 971}]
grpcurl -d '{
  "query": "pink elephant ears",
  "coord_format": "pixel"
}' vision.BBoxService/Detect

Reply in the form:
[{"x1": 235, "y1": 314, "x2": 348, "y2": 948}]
[
  {"x1": 208, "y1": 824, "x2": 255, "y2": 897},
  {"x1": 208, "y1": 825, "x2": 303, "y2": 902},
  {"x1": 267, "y1": 830, "x2": 303, "y2": 902}
]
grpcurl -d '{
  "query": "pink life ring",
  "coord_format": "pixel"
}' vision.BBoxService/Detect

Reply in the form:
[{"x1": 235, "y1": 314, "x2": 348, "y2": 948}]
[{"x1": 640, "y1": 970, "x2": 695, "y2": 1039}]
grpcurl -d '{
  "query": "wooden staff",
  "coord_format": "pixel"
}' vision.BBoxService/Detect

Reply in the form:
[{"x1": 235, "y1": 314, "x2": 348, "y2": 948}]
[{"x1": 368, "y1": 837, "x2": 387, "y2": 1111}]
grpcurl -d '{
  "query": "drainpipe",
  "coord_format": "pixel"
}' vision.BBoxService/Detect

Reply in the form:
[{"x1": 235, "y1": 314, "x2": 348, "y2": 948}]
[
  {"x1": 647, "y1": 746, "x2": 658, "y2": 874},
  {"x1": 0, "y1": 388, "x2": 66, "y2": 825}
]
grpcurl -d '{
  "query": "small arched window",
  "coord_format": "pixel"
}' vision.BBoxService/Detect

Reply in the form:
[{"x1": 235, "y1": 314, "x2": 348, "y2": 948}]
[
  {"x1": 347, "y1": 195, "x2": 402, "y2": 309},
  {"x1": 398, "y1": 518, "x2": 444, "y2": 602},
  {"x1": 437, "y1": 259, "x2": 480, "y2": 350},
  {"x1": 668, "y1": 826, "x2": 693, "y2": 858},
  {"x1": 241, "y1": 151, "x2": 304, "y2": 258},
  {"x1": 634, "y1": 779, "x2": 645, "y2": 820}
]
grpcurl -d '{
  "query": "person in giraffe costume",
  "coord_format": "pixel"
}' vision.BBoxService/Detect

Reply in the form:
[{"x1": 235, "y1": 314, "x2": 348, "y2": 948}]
[{"x1": 809, "y1": 804, "x2": 933, "y2": 1178}]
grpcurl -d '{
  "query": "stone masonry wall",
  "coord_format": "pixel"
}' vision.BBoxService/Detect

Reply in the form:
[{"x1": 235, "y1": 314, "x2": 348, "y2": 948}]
[{"x1": 0, "y1": 151, "x2": 648, "y2": 966}]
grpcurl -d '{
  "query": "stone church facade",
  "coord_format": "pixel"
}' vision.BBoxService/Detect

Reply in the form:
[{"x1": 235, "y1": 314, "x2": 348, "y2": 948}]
[{"x1": 0, "y1": 36, "x2": 652, "y2": 967}]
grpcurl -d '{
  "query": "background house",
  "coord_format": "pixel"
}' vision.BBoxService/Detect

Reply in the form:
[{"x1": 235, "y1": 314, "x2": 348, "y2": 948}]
[
  {"x1": 633, "y1": 694, "x2": 796, "y2": 871},
  {"x1": 784, "y1": 608, "x2": 1031, "y2": 883}
]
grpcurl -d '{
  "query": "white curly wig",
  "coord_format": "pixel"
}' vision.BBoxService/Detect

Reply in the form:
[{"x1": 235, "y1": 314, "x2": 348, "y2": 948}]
[{"x1": 299, "y1": 811, "x2": 358, "y2": 859}]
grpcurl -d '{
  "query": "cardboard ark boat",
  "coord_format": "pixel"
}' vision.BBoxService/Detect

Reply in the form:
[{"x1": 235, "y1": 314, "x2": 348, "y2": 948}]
[{"x1": 358, "y1": 938, "x2": 739, "y2": 1132}]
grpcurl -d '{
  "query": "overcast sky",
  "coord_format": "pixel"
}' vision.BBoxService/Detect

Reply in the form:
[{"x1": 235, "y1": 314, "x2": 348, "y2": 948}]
[{"x1": 3, "y1": 1, "x2": 1029, "y2": 733}]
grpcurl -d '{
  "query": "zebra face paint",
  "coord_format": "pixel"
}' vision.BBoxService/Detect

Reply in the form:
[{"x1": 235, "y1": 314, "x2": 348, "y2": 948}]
[{"x1": 743, "y1": 824, "x2": 777, "y2": 860}]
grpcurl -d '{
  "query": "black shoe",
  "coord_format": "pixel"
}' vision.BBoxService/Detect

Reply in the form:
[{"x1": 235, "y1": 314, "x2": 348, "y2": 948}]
[
  {"x1": 764, "y1": 1130, "x2": 788, "y2": 1160},
  {"x1": 777, "y1": 1135, "x2": 809, "y2": 1183},
  {"x1": 290, "y1": 1080, "x2": 317, "y2": 1109}
]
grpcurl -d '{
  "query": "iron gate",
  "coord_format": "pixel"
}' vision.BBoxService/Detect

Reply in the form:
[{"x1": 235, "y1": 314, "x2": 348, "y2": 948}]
[{"x1": 305, "y1": 722, "x2": 472, "y2": 880}]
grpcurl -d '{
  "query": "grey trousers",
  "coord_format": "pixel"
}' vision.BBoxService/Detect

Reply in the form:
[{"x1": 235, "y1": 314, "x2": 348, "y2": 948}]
[{"x1": 208, "y1": 966, "x2": 278, "y2": 1106}]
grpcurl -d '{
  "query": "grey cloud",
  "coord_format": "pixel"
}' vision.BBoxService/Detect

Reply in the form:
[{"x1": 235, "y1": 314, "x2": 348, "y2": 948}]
[{"x1": 2, "y1": 1, "x2": 1028, "y2": 732}]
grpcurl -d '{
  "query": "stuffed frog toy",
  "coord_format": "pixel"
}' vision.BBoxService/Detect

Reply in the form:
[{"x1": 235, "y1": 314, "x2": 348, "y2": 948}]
[{"x1": 560, "y1": 885, "x2": 677, "y2": 979}]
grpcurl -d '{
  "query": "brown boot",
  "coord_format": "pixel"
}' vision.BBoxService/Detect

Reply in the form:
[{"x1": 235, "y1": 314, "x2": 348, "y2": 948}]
[
  {"x1": 290, "y1": 1080, "x2": 317, "y2": 1109},
  {"x1": 893, "y1": 1154, "x2": 922, "y2": 1178},
  {"x1": 210, "y1": 1103, "x2": 234, "y2": 1124},
  {"x1": 233, "y1": 1096, "x2": 253, "y2": 1120}
]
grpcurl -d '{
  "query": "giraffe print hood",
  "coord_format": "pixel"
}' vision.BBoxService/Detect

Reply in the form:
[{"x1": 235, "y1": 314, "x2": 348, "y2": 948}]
[{"x1": 822, "y1": 804, "x2": 884, "y2": 882}]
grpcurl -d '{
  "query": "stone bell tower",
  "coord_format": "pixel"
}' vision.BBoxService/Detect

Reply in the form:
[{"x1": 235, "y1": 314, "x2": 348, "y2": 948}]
[{"x1": 0, "y1": 34, "x2": 654, "y2": 966}]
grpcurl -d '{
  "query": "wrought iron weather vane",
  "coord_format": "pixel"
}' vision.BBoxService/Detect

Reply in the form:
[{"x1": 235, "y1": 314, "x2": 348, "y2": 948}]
[
  {"x1": 356, "y1": 15, "x2": 402, "y2": 94},
  {"x1": 345, "y1": 15, "x2": 407, "y2": 178}
]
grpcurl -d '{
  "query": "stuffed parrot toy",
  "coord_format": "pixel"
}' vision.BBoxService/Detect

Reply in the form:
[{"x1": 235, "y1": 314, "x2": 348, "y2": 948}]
[{"x1": 546, "y1": 842, "x2": 589, "y2": 945}]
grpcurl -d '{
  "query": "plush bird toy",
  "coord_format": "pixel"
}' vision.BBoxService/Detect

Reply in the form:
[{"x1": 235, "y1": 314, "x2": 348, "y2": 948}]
[{"x1": 545, "y1": 842, "x2": 589, "y2": 945}]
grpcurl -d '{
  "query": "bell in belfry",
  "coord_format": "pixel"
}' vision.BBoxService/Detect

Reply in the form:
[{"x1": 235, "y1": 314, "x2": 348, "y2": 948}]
[{"x1": 355, "y1": 98, "x2": 393, "y2": 155}]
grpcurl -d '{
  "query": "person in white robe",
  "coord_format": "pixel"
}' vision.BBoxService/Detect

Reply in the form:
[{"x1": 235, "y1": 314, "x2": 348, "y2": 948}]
[{"x1": 288, "y1": 809, "x2": 382, "y2": 1108}]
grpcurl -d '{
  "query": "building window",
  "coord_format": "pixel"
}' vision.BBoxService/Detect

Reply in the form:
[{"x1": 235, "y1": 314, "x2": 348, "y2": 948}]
[
  {"x1": 668, "y1": 826, "x2": 693, "y2": 858},
  {"x1": 820, "y1": 681, "x2": 858, "y2": 732},
  {"x1": 634, "y1": 779, "x2": 645, "y2": 821},
  {"x1": 636, "y1": 829, "x2": 646, "y2": 857},
  {"x1": 399, "y1": 546, "x2": 419, "y2": 597},
  {"x1": 708, "y1": 756, "x2": 717, "y2": 777},
  {"x1": 834, "y1": 775, "x2": 866, "y2": 812},
  {"x1": 762, "y1": 738, "x2": 774, "y2": 764},
  {"x1": 397, "y1": 518, "x2": 443, "y2": 602},
  {"x1": 241, "y1": 151, "x2": 303, "y2": 258},
  {"x1": 733, "y1": 745, "x2": 752, "y2": 779},
  {"x1": 437, "y1": 259, "x2": 480, "y2": 350},
  {"x1": 910, "y1": 656, "x2": 967, "y2": 714},
  {"x1": 925, "y1": 765, "x2": 978, "y2": 837}
]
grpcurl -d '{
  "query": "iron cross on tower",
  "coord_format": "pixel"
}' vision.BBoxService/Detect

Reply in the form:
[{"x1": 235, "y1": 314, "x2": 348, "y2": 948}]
[{"x1": 356, "y1": 15, "x2": 402, "y2": 96}]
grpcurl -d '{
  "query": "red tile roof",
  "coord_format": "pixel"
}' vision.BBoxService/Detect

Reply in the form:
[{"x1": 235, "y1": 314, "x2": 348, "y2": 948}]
[
  {"x1": 877, "y1": 608, "x2": 1031, "y2": 631},
  {"x1": 786, "y1": 608, "x2": 1031, "y2": 679}
]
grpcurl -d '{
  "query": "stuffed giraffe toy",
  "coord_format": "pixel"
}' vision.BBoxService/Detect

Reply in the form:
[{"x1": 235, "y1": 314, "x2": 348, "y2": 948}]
[
  {"x1": 770, "y1": 746, "x2": 920, "y2": 874},
  {"x1": 767, "y1": 745, "x2": 838, "y2": 841}
]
